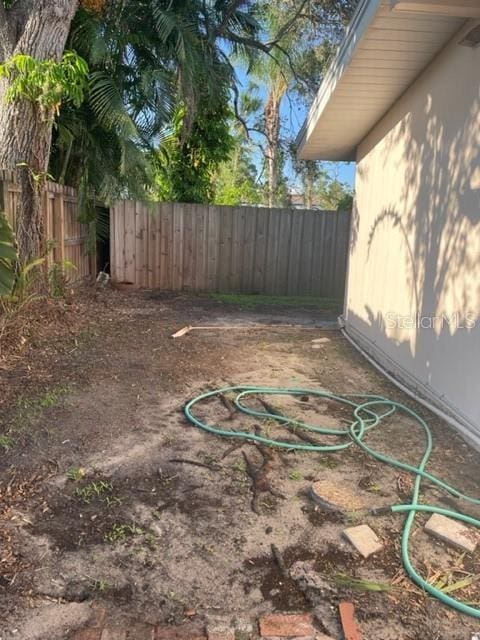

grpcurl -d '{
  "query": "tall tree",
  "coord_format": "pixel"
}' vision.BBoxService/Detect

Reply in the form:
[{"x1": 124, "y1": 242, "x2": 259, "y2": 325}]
[
  {"x1": 52, "y1": 0, "x2": 265, "y2": 207},
  {"x1": 246, "y1": 0, "x2": 356, "y2": 207},
  {"x1": 214, "y1": 133, "x2": 262, "y2": 206},
  {"x1": 0, "y1": 0, "x2": 83, "y2": 260}
]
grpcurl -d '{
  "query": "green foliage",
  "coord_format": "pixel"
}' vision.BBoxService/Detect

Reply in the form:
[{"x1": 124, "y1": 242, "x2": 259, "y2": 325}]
[
  {"x1": 154, "y1": 100, "x2": 234, "y2": 203},
  {"x1": 67, "y1": 467, "x2": 87, "y2": 482},
  {"x1": 9, "y1": 257, "x2": 45, "y2": 302},
  {"x1": 289, "y1": 470, "x2": 303, "y2": 481},
  {"x1": 49, "y1": 0, "x2": 262, "y2": 219},
  {"x1": 315, "y1": 175, "x2": 354, "y2": 210},
  {"x1": 0, "y1": 435, "x2": 14, "y2": 451},
  {"x1": 75, "y1": 480, "x2": 113, "y2": 503},
  {"x1": 0, "y1": 51, "x2": 89, "y2": 117},
  {"x1": 214, "y1": 136, "x2": 262, "y2": 206},
  {"x1": 0, "y1": 213, "x2": 17, "y2": 297},
  {"x1": 104, "y1": 523, "x2": 144, "y2": 543},
  {"x1": 48, "y1": 259, "x2": 77, "y2": 298},
  {"x1": 290, "y1": 150, "x2": 354, "y2": 211}
]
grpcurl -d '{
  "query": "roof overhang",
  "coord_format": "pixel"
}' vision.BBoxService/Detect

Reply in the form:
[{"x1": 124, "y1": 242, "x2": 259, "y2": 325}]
[
  {"x1": 297, "y1": 0, "x2": 468, "y2": 161},
  {"x1": 391, "y1": 0, "x2": 480, "y2": 18}
]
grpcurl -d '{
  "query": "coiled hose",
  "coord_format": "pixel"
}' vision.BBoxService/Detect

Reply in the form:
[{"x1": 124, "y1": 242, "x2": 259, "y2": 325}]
[{"x1": 184, "y1": 385, "x2": 480, "y2": 618}]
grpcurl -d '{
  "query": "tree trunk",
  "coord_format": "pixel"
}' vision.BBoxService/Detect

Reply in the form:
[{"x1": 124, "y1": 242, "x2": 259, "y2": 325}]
[
  {"x1": 265, "y1": 90, "x2": 282, "y2": 209},
  {"x1": 0, "y1": 0, "x2": 79, "y2": 261}
]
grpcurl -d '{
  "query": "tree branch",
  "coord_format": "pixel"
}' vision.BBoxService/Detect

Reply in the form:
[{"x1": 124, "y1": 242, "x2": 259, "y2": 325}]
[
  {"x1": 265, "y1": 0, "x2": 310, "y2": 49},
  {"x1": 214, "y1": 0, "x2": 247, "y2": 39}
]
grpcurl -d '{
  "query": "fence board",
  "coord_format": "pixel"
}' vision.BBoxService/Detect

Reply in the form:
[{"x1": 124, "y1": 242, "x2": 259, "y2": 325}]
[
  {"x1": 207, "y1": 205, "x2": 220, "y2": 291},
  {"x1": 110, "y1": 201, "x2": 350, "y2": 298},
  {"x1": 0, "y1": 170, "x2": 93, "y2": 281}
]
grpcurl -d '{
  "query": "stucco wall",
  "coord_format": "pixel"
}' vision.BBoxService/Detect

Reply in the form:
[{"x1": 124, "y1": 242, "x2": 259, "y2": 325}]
[{"x1": 346, "y1": 22, "x2": 480, "y2": 444}]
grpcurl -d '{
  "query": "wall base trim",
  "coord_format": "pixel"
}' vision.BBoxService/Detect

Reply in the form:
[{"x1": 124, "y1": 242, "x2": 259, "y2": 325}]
[{"x1": 342, "y1": 319, "x2": 480, "y2": 451}]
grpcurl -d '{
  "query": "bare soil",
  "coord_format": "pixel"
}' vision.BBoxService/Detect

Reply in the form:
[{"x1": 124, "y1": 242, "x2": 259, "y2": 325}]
[{"x1": 1, "y1": 289, "x2": 480, "y2": 639}]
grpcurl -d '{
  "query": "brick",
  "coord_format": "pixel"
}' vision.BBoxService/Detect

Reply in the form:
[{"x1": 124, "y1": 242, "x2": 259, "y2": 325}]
[
  {"x1": 425, "y1": 514, "x2": 478, "y2": 553},
  {"x1": 259, "y1": 613, "x2": 315, "y2": 638},
  {"x1": 73, "y1": 630, "x2": 102, "y2": 640},
  {"x1": 101, "y1": 629, "x2": 127, "y2": 640},
  {"x1": 207, "y1": 625, "x2": 235, "y2": 640},
  {"x1": 126, "y1": 622, "x2": 156, "y2": 639},
  {"x1": 342, "y1": 524, "x2": 382, "y2": 558},
  {"x1": 338, "y1": 602, "x2": 362, "y2": 640},
  {"x1": 90, "y1": 606, "x2": 108, "y2": 628},
  {"x1": 155, "y1": 623, "x2": 206, "y2": 640}
]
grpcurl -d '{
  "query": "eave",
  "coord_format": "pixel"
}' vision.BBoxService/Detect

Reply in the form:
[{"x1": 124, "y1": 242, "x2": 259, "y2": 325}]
[{"x1": 297, "y1": 0, "x2": 467, "y2": 161}]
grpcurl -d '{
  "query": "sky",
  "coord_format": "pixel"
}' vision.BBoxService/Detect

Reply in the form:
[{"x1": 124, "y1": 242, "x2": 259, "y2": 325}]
[{"x1": 235, "y1": 66, "x2": 356, "y2": 191}]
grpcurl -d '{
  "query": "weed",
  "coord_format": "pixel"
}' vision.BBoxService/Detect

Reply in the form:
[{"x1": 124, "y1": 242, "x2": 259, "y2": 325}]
[
  {"x1": 91, "y1": 579, "x2": 111, "y2": 592},
  {"x1": 75, "y1": 480, "x2": 113, "y2": 503},
  {"x1": 38, "y1": 388, "x2": 67, "y2": 408},
  {"x1": 12, "y1": 385, "x2": 70, "y2": 432},
  {"x1": 104, "y1": 495, "x2": 123, "y2": 508},
  {"x1": 289, "y1": 469, "x2": 303, "y2": 481},
  {"x1": 48, "y1": 260, "x2": 77, "y2": 298},
  {"x1": 0, "y1": 435, "x2": 14, "y2": 451},
  {"x1": 317, "y1": 456, "x2": 340, "y2": 470},
  {"x1": 104, "y1": 523, "x2": 144, "y2": 543},
  {"x1": 67, "y1": 467, "x2": 86, "y2": 482},
  {"x1": 144, "y1": 532, "x2": 158, "y2": 548},
  {"x1": 365, "y1": 483, "x2": 382, "y2": 494},
  {"x1": 332, "y1": 574, "x2": 393, "y2": 592},
  {"x1": 233, "y1": 459, "x2": 247, "y2": 473},
  {"x1": 345, "y1": 510, "x2": 362, "y2": 525}
]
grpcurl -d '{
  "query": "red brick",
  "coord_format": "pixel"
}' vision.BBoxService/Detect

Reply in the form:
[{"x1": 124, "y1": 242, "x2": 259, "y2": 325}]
[
  {"x1": 259, "y1": 613, "x2": 315, "y2": 638},
  {"x1": 126, "y1": 622, "x2": 156, "y2": 639},
  {"x1": 90, "y1": 605, "x2": 108, "y2": 628},
  {"x1": 155, "y1": 623, "x2": 206, "y2": 640},
  {"x1": 73, "y1": 630, "x2": 102, "y2": 640},
  {"x1": 338, "y1": 602, "x2": 362, "y2": 640}
]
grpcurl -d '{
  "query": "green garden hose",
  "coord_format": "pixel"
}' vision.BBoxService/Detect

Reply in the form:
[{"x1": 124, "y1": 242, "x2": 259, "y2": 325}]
[{"x1": 184, "y1": 386, "x2": 480, "y2": 618}]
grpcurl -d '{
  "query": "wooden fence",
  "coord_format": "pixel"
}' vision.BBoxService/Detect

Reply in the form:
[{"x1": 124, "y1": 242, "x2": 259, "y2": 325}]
[
  {"x1": 0, "y1": 170, "x2": 93, "y2": 279},
  {"x1": 110, "y1": 201, "x2": 351, "y2": 297}
]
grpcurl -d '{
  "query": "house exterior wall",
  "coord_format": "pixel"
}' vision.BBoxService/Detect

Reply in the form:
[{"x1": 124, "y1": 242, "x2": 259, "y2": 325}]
[{"x1": 346, "y1": 24, "x2": 480, "y2": 444}]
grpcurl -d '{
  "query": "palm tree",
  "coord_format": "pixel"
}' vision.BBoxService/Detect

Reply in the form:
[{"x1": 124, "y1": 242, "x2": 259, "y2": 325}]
[
  {"x1": 246, "y1": 0, "x2": 356, "y2": 207},
  {"x1": 49, "y1": 0, "x2": 262, "y2": 213}
]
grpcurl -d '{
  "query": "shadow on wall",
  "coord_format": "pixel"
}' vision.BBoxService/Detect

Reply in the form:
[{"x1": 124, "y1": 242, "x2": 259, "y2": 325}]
[{"x1": 349, "y1": 40, "x2": 480, "y2": 428}]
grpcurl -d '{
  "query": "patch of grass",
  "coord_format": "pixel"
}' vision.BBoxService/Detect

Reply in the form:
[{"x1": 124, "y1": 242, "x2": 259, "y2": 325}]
[
  {"x1": 317, "y1": 456, "x2": 340, "y2": 470},
  {"x1": 332, "y1": 574, "x2": 393, "y2": 592},
  {"x1": 67, "y1": 467, "x2": 86, "y2": 482},
  {"x1": 208, "y1": 293, "x2": 342, "y2": 311},
  {"x1": 233, "y1": 459, "x2": 247, "y2": 473},
  {"x1": 90, "y1": 578, "x2": 111, "y2": 592},
  {"x1": 75, "y1": 480, "x2": 113, "y2": 503},
  {"x1": 104, "y1": 523, "x2": 144, "y2": 543},
  {"x1": 345, "y1": 509, "x2": 363, "y2": 525},
  {"x1": 365, "y1": 483, "x2": 382, "y2": 494},
  {"x1": 13, "y1": 385, "x2": 70, "y2": 428},
  {"x1": 0, "y1": 435, "x2": 14, "y2": 451},
  {"x1": 37, "y1": 388, "x2": 68, "y2": 408},
  {"x1": 289, "y1": 469, "x2": 303, "y2": 481}
]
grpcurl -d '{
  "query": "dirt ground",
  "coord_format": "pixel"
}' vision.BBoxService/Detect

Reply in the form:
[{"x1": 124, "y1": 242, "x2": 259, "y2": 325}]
[{"x1": 1, "y1": 289, "x2": 480, "y2": 639}]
